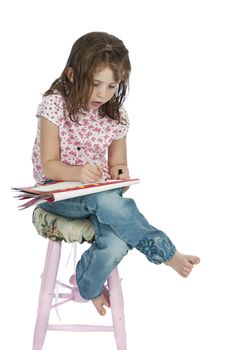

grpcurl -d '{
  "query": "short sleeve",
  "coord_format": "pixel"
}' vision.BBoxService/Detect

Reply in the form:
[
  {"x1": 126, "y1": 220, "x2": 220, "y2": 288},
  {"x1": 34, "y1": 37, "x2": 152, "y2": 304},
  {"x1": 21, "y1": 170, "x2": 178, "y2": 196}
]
[
  {"x1": 36, "y1": 94, "x2": 66, "y2": 126},
  {"x1": 113, "y1": 106, "x2": 130, "y2": 140}
]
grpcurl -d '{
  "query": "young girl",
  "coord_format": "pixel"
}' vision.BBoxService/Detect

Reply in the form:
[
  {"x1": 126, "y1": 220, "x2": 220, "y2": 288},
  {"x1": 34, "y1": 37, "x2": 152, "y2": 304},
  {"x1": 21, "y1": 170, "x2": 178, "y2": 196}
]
[{"x1": 32, "y1": 31, "x2": 200, "y2": 316}]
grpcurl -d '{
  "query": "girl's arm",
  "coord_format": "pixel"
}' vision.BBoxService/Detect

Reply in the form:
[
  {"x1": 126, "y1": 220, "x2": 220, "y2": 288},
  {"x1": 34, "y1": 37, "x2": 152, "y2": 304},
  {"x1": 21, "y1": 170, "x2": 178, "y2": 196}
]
[
  {"x1": 108, "y1": 137, "x2": 130, "y2": 180},
  {"x1": 40, "y1": 116, "x2": 103, "y2": 183}
]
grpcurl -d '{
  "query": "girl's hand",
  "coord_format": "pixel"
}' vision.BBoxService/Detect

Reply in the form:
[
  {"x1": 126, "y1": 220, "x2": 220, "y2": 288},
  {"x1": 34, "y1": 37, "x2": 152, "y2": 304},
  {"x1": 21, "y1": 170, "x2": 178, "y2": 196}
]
[
  {"x1": 79, "y1": 164, "x2": 103, "y2": 183},
  {"x1": 110, "y1": 166, "x2": 130, "y2": 180},
  {"x1": 110, "y1": 166, "x2": 130, "y2": 192}
]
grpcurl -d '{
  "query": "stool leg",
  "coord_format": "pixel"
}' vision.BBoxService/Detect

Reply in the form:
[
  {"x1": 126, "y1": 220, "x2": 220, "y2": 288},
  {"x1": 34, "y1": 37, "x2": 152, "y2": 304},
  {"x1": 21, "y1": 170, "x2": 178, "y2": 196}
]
[
  {"x1": 32, "y1": 240, "x2": 62, "y2": 350},
  {"x1": 108, "y1": 267, "x2": 127, "y2": 350}
]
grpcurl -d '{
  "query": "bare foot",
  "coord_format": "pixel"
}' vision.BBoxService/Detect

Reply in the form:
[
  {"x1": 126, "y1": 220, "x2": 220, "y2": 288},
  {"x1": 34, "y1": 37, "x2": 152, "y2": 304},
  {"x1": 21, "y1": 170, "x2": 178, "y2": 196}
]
[
  {"x1": 92, "y1": 287, "x2": 110, "y2": 316},
  {"x1": 165, "y1": 251, "x2": 200, "y2": 277}
]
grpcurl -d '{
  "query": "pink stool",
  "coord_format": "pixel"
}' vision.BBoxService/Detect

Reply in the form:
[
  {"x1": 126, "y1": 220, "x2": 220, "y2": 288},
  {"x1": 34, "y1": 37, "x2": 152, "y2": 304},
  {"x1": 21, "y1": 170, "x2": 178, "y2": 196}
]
[{"x1": 32, "y1": 239, "x2": 127, "y2": 350}]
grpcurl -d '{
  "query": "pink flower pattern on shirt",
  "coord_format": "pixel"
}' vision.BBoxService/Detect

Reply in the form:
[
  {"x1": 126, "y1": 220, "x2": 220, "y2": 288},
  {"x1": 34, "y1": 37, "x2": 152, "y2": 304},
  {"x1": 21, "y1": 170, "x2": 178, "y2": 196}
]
[{"x1": 32, "y1": 93, "x2": 129, "y2": 184}]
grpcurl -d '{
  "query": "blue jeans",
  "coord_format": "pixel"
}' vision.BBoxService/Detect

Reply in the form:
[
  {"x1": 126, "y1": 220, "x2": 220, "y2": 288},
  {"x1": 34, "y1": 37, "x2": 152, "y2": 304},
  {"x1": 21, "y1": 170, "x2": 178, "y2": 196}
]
[{"x1": 40, "y1": 188, "x2": 176, "y2": 299}]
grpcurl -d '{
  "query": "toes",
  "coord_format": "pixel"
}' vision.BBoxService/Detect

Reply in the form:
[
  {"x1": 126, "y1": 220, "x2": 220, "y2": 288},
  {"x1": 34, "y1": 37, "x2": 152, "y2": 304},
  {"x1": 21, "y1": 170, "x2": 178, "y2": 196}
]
[
  {"x1": 183, "y1": 266, "x2": 192, "y2": 276},
  {"x1": 183, "y1": 265, "x2": 192, "y2": 272},
  {"x1": 188, "y1": 256, "x2": 200, "y2": 265},
  {"x1": 92, "y1": 290, "x2": 110, "y2": 316},
  {"x1": 181, "y1": 270, "x2": 190, "y2": 277},
  {"x1": 99, "y1": 307, "x2": 106, "y2": 316},
  {"x1": 182, "y1": 256, "x2": 200, "y2": 277},
  {"x1": 185, "y1": 260, "x2": 194, "y2": 269},
  {"x1": 182, "y1": 273, "x2": 189, "y2": 278},
  {"x1": 93, "y1": 301, "x2": 106, "y2": 316}
]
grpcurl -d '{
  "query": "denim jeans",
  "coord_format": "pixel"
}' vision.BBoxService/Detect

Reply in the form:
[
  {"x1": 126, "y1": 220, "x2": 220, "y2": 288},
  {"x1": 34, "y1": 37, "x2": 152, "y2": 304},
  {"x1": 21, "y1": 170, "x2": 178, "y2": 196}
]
[{"x1": 40, "y1": 188, "x2": 176, "y2": 299}]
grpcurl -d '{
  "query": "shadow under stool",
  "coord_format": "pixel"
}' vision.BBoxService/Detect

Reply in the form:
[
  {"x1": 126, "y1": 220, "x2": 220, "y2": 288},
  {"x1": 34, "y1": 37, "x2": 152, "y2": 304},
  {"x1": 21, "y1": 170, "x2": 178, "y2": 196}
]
[{"x1": 32, "y1": 207, "x2": 127, "y2": 350}]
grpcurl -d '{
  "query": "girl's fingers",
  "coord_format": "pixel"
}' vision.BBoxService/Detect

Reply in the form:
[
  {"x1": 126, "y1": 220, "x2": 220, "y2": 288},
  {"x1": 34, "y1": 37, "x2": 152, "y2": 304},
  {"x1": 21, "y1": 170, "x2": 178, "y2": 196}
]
[{"x1": 83, "y1": 164, "x2": 102, "y2": 177}]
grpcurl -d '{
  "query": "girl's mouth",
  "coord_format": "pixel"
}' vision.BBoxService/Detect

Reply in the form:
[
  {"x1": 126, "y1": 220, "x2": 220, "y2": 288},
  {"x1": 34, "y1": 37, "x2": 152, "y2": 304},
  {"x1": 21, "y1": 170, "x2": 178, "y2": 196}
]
[{"x1": 91, "y1": 101, "x2": 102, "y2": 108}]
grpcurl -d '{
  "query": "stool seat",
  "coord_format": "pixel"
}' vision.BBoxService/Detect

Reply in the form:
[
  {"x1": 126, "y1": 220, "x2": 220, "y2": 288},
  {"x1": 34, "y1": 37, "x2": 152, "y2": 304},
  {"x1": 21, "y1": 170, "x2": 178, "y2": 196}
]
[{"x1": 32, "y1": 208, "x2": 127, "y2": 350}]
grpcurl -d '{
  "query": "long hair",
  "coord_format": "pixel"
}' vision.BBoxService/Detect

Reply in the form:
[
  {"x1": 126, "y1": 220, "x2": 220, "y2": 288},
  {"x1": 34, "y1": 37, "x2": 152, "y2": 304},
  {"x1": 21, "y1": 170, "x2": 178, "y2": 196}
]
[{"x1": 44, "y1": 32, "x2": 131, "y2": 122}]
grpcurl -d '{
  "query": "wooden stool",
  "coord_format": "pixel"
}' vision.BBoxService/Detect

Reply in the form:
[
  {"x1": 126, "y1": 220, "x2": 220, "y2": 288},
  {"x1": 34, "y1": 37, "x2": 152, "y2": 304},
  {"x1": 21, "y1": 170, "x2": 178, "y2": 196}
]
[{"x1": 32, "y1": 208, "x2": 127, "y2": 350}]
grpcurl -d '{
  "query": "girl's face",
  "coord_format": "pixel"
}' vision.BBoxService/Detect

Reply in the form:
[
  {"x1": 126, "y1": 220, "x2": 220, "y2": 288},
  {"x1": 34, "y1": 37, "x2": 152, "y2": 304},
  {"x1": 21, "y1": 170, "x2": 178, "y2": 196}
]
[{"x1": 88, "y1": 67, "x2": 119, "y2": 110}]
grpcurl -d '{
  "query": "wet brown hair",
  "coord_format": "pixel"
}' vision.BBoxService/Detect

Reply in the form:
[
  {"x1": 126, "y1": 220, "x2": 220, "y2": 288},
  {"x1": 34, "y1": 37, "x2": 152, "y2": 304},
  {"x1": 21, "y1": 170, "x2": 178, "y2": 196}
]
[{"x1": 44, "y1": 32, "x2": 131, "y2": 122}]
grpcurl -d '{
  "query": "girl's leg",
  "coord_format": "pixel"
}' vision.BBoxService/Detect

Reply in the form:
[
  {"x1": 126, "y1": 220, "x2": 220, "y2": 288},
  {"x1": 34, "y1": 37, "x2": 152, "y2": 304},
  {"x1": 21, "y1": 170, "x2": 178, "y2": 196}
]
[
  {"x1": 85, "y1": 189, "x2": 200, "y2": 277},
  {"x1": 86, "y1": 189, "x2": 177, "y2": 262},
  {"x1": 76, "y1": 221, "x2": 131, "y2": 314},
  {"x1": 76, "y1": 220, "x2": 131, "y2": 300}
]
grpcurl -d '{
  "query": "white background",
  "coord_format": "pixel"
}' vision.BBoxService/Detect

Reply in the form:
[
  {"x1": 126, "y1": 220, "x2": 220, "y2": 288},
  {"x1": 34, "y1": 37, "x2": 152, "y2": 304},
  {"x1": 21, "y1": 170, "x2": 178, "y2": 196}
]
[{"x1": 1, "y1": 0, "x2": 232, "y2": 349}]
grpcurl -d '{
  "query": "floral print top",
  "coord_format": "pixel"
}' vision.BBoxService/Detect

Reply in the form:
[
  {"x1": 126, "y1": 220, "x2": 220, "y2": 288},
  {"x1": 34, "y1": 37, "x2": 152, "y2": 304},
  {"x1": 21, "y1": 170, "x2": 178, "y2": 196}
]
[{"x1": 32, "y1": 93, "x2": 129, "y2": 184}]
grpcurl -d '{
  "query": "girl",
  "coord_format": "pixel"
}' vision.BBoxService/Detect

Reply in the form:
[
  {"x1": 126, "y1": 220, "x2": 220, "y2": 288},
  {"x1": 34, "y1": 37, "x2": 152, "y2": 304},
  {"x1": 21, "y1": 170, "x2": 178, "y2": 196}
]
[{"x1": 32, "y1": 32, "x2": 200, "y2": 316}]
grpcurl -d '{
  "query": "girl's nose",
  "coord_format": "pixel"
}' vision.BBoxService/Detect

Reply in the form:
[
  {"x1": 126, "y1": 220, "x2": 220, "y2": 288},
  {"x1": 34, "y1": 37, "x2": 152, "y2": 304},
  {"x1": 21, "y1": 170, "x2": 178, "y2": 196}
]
[{"x1": 97, "y1": 87, "x2": 106, "y2": 98}]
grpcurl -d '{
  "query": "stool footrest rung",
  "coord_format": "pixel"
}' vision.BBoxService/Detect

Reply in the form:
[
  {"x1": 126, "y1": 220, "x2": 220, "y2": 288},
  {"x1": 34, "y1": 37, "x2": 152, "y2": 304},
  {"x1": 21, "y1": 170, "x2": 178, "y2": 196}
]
[{"x1": 47, "y1": 324, "x2": 114, "y2": 332}]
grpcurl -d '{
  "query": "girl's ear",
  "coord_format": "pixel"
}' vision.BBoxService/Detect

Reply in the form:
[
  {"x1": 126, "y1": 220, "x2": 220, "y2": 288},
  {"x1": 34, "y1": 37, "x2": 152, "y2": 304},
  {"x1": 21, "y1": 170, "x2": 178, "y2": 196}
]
[{"x1": 65, "y1": 67, "x2": 74, "y2": 82}]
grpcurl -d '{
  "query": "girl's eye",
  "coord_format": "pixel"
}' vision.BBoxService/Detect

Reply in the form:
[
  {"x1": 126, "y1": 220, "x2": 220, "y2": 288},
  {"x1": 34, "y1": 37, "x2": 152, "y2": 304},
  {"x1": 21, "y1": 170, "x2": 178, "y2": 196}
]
[{"x1": 109, "y1": 85, "x2": 117, "y2": 89}]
